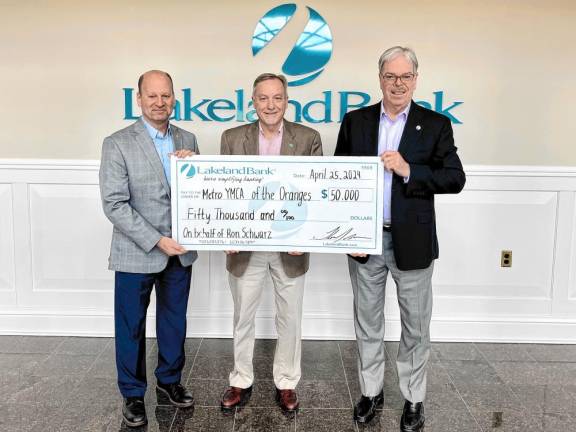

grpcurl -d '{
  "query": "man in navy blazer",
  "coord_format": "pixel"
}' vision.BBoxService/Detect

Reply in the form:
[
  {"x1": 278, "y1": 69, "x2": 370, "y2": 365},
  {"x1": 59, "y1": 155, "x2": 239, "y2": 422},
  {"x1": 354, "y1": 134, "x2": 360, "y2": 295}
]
[{"x1": 335, "y1": 47, "x2": 465, "y2": 431}]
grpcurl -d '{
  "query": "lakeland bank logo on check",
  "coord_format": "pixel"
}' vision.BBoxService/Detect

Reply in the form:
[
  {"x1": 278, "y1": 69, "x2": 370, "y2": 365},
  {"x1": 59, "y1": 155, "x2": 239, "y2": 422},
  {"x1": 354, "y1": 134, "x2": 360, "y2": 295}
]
[
  {"x1": 123, "y1": 4, "x2": 463, "y2": 124},
  {"x1": 180, "y1": 163, "x2": 275, "y2": 179}
]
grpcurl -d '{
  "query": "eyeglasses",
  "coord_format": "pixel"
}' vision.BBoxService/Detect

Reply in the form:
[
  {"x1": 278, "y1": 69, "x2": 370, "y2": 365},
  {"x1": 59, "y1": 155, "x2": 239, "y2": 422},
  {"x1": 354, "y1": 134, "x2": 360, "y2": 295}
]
[{"x1": 381, "y1": 73, "x2": 416, "y2": 84}]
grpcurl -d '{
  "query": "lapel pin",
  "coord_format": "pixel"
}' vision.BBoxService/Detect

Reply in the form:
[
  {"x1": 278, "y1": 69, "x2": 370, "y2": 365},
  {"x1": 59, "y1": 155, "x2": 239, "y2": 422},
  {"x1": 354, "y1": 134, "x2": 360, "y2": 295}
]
[
  {"x1": 416, "y1": 125, "x2": 421, "y2": 131},
  {"x1": 288, "y1": 143, "x2": 294, "y2": 148}
]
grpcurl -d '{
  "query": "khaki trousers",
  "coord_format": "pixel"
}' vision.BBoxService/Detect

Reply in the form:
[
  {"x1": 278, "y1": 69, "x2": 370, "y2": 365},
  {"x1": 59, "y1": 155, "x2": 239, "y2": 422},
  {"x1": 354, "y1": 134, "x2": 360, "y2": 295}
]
[{"x1": 228, "y1": 252, "x2": 305, "y2": 389}]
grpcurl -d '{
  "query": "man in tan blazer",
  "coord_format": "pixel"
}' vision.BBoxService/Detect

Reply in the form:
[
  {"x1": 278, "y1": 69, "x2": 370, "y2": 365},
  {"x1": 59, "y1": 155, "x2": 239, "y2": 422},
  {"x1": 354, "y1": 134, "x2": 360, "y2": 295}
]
[{"x1": 219, "y1": 73, "x2": 322, "y2": 414}]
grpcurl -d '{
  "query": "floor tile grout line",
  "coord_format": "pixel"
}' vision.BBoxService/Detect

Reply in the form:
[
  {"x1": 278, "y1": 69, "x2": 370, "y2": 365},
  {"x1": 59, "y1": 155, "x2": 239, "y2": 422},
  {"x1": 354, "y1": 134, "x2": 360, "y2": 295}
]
[
  {"x1": 523, "y1": 344, "x2": 539, "y2": 362},
  {"x1": 471, "y1": 342, "x2": 527, "y2": 431},
  {"x1": 167, "y1": 406, "x2": 179, "y2": 432},
  {"x1": 295, "y1": 409, "x2": 298, "y2": 432},
  {"x1": 24, "y1": 342, "x2": 101, "y2": 408},
  {"x1": 336, "y1": 341, "x2": 359, "y2": 432},
  {"x1": 33, "y1": 342, "x2": 61, "y2": 373},
  {"x1": 186, "y1": 337, "x2": 203, "y2": 382},
  {"x1": 337, "y1": 342, "x2": 355, "y2": 409},
  {"x1": 474, "y1": 341, "x2": 535, "y2": 419},
  {"x1": 64, "y1": 338, "x2": 112, "y2": 404},
  {"x1": 170, "y1": 338, "x2": 204, "y2": 432},
  {"x1": 86, "y1": 337, "x2": 112, "y2": 372},
  {"x1": 52, "y1": 337, "x2": 67, "y2": 354},
  {"x1": 436, "y1": 356, "x2": 485, "y2": 431}
]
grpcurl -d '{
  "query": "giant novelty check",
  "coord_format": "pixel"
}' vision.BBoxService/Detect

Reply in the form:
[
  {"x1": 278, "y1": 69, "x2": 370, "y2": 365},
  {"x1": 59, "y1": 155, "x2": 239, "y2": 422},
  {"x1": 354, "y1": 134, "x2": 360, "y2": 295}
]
[{"x1": 171, "y1": 156, "x2": 383, "y2": 254}]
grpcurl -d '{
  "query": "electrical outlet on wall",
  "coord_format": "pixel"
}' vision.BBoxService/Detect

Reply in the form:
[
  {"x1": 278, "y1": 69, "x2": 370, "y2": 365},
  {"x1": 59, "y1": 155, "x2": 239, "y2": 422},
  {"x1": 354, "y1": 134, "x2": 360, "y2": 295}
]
[{"x1": 501, "y1": 250, "x2": 512, "y2": 267}]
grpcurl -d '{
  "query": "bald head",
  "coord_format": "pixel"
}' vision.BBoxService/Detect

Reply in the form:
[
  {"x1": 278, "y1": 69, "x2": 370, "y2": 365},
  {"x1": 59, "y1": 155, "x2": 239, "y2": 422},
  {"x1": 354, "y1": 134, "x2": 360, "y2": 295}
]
[{"x1": 138, "y1": 70, "x2": 174, "y2": 95}]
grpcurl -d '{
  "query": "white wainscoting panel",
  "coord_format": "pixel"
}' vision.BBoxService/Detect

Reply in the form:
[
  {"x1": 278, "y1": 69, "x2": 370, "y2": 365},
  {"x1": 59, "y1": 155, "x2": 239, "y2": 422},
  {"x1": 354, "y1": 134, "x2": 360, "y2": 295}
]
[
  {"x1": 0, "y1": 184, "x2": 16, "y2": 306},
  {"x1": 0, "y1": 160, "x2": 575, "y2": 342},
  {"x1": 430, "y1": 190, "x2": 557, "y2": 318},
  {"x1": 28, "y1": 184, "x2": 112, "y2": 295},
  {"x1": 557, "y1": 191, "x2": 576, "y2": 314}
]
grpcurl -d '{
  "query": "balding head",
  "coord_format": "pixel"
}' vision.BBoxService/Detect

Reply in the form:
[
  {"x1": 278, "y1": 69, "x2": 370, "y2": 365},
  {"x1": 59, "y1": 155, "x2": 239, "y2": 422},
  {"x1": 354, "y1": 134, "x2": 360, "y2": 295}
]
[
  {"x1": 136, "y1": 70, "x2": 176, "y2": 132},
  {"x1": 138, "y1": 70, "x2": 174, "y2": 95}
]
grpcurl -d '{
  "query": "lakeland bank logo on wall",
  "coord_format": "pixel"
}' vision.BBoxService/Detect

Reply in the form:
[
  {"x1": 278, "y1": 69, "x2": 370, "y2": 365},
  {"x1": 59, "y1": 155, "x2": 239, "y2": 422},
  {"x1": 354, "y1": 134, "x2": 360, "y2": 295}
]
[
  {"x1": 123, "y1": 3, "x2": 463, "y2": 124},
  {"x1": 252, "y1": 3, "x2": 332, "y2": 87}
]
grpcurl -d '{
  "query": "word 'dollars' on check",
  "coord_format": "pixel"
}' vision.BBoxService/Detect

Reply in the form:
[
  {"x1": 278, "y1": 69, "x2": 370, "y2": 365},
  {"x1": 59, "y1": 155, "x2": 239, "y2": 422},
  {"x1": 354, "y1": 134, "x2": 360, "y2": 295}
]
[{"x1": 171, "y1": 156, "x2": 383, "y2": 254}]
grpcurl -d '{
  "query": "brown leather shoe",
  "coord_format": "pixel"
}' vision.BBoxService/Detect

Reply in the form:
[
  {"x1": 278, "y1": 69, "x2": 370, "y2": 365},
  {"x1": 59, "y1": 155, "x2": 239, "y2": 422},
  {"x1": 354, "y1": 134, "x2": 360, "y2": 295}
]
[
  {"x1": 276, "y1": 388, "x2": 299, "y2": 412},
  {"x1": 220, "y1": 385, "x2": 252, "y2": 414}
]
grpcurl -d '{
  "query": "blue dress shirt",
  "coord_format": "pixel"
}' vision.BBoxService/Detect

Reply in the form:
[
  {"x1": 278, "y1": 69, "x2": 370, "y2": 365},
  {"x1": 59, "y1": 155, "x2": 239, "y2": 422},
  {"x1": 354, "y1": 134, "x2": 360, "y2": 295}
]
[
  {"x1": 378, "y1": 103, "x2": 410, "y2": 225},
  {"x1": 142, "y1": 118, "x2": 174, "y2": 185}
]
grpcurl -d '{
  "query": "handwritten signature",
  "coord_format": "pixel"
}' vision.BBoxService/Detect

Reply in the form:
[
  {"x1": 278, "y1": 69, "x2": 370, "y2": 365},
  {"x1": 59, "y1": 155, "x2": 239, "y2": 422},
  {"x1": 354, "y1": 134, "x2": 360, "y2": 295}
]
[{"x1": 312, "y1": 226, "x2": 371, "y2": 242}]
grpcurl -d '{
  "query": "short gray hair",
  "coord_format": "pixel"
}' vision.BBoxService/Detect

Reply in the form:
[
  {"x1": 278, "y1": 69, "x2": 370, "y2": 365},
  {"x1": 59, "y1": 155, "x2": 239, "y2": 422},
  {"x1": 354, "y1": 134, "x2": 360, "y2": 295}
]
[
  {"x1": 252, "y1": 73, "x2": 288, "y2": 97},
  {"x1": 378, "y1": 46, "x2": 418, "y2": 74}
]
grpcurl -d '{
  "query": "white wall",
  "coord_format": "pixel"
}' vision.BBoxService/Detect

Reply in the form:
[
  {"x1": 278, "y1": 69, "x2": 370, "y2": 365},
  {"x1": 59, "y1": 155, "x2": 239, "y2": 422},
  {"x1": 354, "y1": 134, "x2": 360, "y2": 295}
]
[{"x1": 1, "y1": 160, "x2": 575, "y2": 342}]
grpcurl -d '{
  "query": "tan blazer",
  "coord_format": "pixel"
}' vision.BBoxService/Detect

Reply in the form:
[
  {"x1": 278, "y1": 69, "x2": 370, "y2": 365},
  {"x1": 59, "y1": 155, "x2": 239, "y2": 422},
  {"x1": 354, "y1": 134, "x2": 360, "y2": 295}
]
[{"x1": 220, "y1": 120, "x2": 323, "y2": 278}]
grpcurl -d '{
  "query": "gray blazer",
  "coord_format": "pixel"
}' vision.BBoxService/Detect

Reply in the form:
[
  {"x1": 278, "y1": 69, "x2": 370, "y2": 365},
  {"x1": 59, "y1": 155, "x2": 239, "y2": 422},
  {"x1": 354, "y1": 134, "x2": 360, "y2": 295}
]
[
  {"x1": 220, "y1": 120, "x2": 323, "y2": 278},
  {"x1": 99, "y1": 119, "x2": 199, "y2": 273}
]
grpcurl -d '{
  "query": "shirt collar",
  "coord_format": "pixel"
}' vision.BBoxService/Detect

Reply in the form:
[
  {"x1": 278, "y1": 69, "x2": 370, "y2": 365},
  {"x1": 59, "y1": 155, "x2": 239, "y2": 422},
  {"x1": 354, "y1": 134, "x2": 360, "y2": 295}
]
[
  {"x1": 142, "y1": 117, "x2": 171, "y2": 139},
  {"x1": 380, "y1": 101, "x2": 410, "y2": 121},
  {"x1": 258, "y1": 120, "x2": 284, "y2": 137}
]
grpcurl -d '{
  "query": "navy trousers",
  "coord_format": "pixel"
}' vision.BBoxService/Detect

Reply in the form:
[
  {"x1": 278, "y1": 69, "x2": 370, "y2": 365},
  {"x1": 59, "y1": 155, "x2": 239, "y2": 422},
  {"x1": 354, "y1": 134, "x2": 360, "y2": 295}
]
[{"x1": 114, "y1": 256, "x2": 192, "y2": 398}]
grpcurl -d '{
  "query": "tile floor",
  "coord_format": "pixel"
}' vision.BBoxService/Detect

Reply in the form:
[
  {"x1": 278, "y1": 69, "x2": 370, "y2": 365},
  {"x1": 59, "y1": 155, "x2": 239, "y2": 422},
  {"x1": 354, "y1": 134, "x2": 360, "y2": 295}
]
[{"x1": 0, "y1": 337, "x2": 575, "y2": 431}]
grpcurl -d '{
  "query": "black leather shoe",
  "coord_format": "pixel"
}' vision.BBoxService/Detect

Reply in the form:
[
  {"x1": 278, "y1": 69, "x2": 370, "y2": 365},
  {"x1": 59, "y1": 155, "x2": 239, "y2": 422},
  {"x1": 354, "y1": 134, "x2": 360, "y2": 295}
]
[
  {"x1": 156, "y1": 382, "x2": 195, "y2": 408},
  {"x1": 122, "y1": 397, "x2": 147, "y2": 428},
  {"x1": 400, "y1": 400, "x2": 425, "y2": 431},
  {"x1": 353, "y1": 391, "x2": 383, "y2": 424}
]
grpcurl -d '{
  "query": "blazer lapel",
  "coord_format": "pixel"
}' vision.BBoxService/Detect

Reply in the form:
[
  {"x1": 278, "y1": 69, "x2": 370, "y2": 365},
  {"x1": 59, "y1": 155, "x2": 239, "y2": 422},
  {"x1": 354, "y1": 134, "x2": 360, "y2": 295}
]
[
  {"x1": 172, "y1": 125, "x2": 183, "y2": 151},
  {"x1": 243, "y1": 122, "x2": 259, "y2": 155},
  {"x1": 363, "y1": 103, "x2": 381, "y2": 156},
  {"x1": 133, "y1": 119, "x2": 171, "y2": 196},
  {"x1": 280, "y1": 120, "x2": 297, "y2": 155},
  {"x1": 398, "y1": 101, "x2": 424, "y2": 156}
]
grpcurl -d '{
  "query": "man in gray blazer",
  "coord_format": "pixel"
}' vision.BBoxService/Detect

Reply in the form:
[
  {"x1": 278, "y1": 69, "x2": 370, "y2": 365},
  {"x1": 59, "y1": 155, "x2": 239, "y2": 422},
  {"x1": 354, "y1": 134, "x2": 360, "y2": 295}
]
[
  {"x1": 219, "y1": 73, "x2": 322, "y2": 414},
  {"x1": 99, "y1": 70, "x2": 198, "y2": 428}
]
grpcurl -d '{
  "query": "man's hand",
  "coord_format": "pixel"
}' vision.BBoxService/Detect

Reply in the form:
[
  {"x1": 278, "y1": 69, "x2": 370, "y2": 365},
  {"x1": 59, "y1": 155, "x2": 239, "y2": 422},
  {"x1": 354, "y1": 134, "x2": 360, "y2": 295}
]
[
  {"x1": 171, "y1": 149, "x2": 196, "y2": 158},
  {"x1": 287, "y1": 252, "x2": 304, "y2": 256},
  {"x1": 157, "y1": 237, "x2": 187, "y2": 256},
  {"x1": 381, "y1": 151, "x2": 410, "y2": 178},
  {"x1": 224, "y1": 250, "x2": 239, "y2": 255},
  {"x1": 350, "y1": 253, "x2": 367, "y2": 257}
]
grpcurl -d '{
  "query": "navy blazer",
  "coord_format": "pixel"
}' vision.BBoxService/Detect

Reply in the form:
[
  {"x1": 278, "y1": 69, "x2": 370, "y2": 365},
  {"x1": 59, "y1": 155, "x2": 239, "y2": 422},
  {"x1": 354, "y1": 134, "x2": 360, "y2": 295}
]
[{"x1": 334, "y1": 101, "x2": 465, "y2": 270}]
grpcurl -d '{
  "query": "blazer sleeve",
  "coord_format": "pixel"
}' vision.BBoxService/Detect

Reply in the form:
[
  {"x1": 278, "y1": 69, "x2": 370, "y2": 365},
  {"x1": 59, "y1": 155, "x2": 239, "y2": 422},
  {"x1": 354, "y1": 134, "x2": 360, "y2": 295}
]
[
  {"x1": 220, "y1": 131, "x2": 231, "y2": 155},
  {"x1": 311, "y1": 130, "x2": 323, "y2": 156},
  {"x1": 405, "y1": 118, "x2": 466, "y2": 196},
  {"x1": 99, "y1": 136, "x2": 162, "y2": 253},
  {"x1": 334, "y1": 112, "x2": 352, "y2": 156},
  {"x1": 190, "y1": 133, "x2": 200, "y2": 155}
]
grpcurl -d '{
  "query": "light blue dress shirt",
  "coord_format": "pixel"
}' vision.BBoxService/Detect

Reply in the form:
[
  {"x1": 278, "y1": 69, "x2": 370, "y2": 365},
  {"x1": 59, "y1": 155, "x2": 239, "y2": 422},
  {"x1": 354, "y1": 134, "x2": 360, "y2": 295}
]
[
  {"x1": 142, "y1": 118, "x2": 174, "y2": 185},
  {"x1": 378, "y1": 103, "x2": 410, "y2": 225}
]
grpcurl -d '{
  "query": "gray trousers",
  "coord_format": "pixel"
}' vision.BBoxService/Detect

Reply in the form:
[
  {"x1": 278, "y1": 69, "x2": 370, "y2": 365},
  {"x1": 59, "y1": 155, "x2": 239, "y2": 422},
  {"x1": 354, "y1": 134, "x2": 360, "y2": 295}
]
[{"x1": 348, "y1": 231, "x2": 434, "y2": 403}]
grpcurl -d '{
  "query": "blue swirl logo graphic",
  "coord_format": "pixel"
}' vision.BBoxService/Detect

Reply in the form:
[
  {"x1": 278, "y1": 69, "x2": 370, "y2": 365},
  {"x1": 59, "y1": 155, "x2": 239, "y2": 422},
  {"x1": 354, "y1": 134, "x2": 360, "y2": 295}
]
[
  {"x1": 252, "y1": 3, "x2": 333, "y2": 87},
  {"x1": 180, "y1": 163, "x2": 196, "y2": 178}
]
